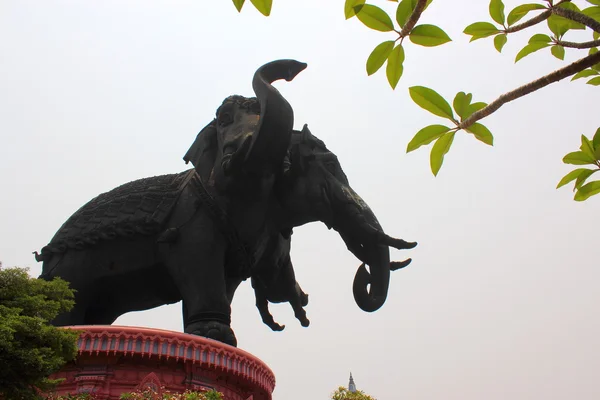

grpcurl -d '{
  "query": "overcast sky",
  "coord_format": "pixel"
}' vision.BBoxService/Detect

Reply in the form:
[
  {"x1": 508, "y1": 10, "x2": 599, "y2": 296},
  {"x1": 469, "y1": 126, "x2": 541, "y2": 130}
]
[{"x1": 1, "y1": 1, "x2": 599, "y2": 399}]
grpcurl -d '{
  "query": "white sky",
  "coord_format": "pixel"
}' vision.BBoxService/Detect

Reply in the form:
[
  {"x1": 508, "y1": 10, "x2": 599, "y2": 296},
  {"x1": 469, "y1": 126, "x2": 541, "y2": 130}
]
[{"x1": 1, "y1": 1, "x2": 599, "y2": 399}]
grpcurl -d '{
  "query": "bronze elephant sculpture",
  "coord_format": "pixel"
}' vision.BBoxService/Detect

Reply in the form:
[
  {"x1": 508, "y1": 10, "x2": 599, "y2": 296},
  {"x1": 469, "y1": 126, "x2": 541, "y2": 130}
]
[{"x1": 36, "y1": 60, "x2": 416, "y2": 347}]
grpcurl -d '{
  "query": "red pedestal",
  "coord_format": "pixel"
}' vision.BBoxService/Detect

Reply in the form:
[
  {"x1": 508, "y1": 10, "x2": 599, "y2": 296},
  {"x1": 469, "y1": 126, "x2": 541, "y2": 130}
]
[{"x1": 47, "y1": 326, "x2": 275, "y2": 400}]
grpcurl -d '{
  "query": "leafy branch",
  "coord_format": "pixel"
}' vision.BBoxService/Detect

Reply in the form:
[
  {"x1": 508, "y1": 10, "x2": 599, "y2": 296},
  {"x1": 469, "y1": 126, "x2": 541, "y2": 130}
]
[
  {"x1": 552, "y1": 4, "x2": 600, "y2": 32},
  {"x1": 406, "y1": 0, "x2": 600, "y2": 184},
  {"x1": 459, "y1": 49, "x2": 600, "y2": 129},
  {"x1": 345, "y1": 0, "x2": 449, "y2": 89},
  {"x1": 230, "y1": 0, "x2": 600, "y2": 200},
  {"x1": 398, "y1": 0, "x2": 429, "y2": 37},
  {"x1": 505, "y1": 9, "x2": 552, "y2": 33}
]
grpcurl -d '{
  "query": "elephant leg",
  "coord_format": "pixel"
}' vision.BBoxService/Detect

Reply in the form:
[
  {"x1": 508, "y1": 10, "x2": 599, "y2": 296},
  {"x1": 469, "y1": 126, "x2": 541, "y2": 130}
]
[
  {"x1": 179, "y1": 256, "x2": 236, "y2": 346},
  {"x1": 278, "y1": 258, "x2": 310, "y2": 327},
  {"x1": 254, "y1": 287, "x2": 285, "y2": 331},
  {"x1": 289, "y1": 283, "x2": 310, "y2": 327},
  {"x1": 162, "y1": 218, "x2": 237, "y2": 346}
]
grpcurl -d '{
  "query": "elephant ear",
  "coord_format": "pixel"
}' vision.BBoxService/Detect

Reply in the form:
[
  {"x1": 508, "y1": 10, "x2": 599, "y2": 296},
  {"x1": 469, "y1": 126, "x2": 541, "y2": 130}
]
[{"x1": 183, "y1": 120, "x2": 217, "y2": 182}]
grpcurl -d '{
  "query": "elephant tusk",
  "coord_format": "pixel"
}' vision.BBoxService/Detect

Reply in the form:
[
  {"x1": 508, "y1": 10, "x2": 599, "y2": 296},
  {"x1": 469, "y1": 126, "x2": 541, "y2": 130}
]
[{"x1": 390, "y1": 258, "x2": 412, "y2": 271}]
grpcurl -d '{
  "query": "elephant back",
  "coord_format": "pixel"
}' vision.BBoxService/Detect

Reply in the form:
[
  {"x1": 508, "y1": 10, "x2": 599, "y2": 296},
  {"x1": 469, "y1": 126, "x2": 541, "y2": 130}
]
[{"x1": 37, "y1": 169, "x2": 195, "y2": 261}]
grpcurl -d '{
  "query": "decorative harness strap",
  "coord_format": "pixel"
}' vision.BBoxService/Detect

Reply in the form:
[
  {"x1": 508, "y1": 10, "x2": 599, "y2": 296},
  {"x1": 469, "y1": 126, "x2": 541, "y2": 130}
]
[{"x1": 189, "y1": 171, "x2": 254, "y2": 280}]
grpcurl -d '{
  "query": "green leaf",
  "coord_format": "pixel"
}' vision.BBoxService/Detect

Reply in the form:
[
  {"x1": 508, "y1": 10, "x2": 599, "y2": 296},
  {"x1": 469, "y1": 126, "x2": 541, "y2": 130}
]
[
  {"x1": 249, "y1": 0, "x2": 272, "y2": 16},
  {"x1": 591, "y1": 48, "x2": 599, "y2": 55},
  {"x1": 515, "y1": 42, "x2": 550, "y2": 62},
  {"x1": 430, "y1": 132, "x2": 455, "y2": 176},
  {"x1": 575, "y1": 169, "x2": 597, "y2": 189},
  {"x1": 463, "y1": 22, "x2": 500, "y2": 41},
  {"x1": 355, "y1": 4, "x2": 395, "y2": 32},
  {"x1": 551, "y1": 45, "x2": 565, "y2": 60},
  {"x1": 587, "y1": 76, "x2": 600, "y2": 86},
  {"x1": 466, "y1": 101, "x2": 487, "y2": 117},
  {"x1": 453, "y1": 92, "x2": 473, "y2": 120},
  {"x1": 345, "y1": 0, "x2": 366, "y2": 19},
  {"x1": 409, "y1": 24, "x2": 452, "y2": 47},
  {"x1": 574, "y1": 180, "x2": 600, "y2": 201},
  {"x1": 588, "y1": 0, "x2": 600, "y2": 5},
  {"x1": 547, "y1": 15, "x2": 566, "y2": 37},
  {"x1": 409, "y1": 86, "x2": 455, "y2": 120},
  {"x1": 465, "y1": 122, "x2": 494, "y2": 145},
  {"x1": 588, "y1": 76, "x2": 600, "y2": 85},
  {"x1": 594, "y1": 31, "x2": 600, "y2": 40},
  {"x1": 489, "y1": 0, "x2": 506, "y2": 25},
  {"x1": 580, "y1": 134, "x2": 595, "y2": 159},
  {"x1": 386, "y1": 44, "x2": 405, "y2": 89},
  {"x1": 582, "y1": 6, "x2": 600, "y2": 21},
  {"x1": 366, "y1": 41, "x2": 395, "y2": 75},
  {"x1": 494, "y1": 34, "x2": 507, "y2": 52},
  {"x1": 406, "y1": 125, "x2": 451, "y2": 152},
  {"x1": 507, "y1": 3, "x2": 546, "y2": 26},
  {"x1": 563, "y1": 151, "x2": 597, "y2": 165},
  {"x1": 592, "y1": 127, "x2": 600, "y2": 152},
  {"x1": 571, "y1": 69, "x2": 599, "y2": 80},
  {"x1": 232, "y1": 0, "x2": 245, "y2": 12},
  {"x1": 395, "y1": 0, "x2": 413, "y2": 27},
  {"x1": 557, "y1": 168, "x2": 591, "y2": 188},
  {"x1": 529, "y1": 34, "x2": 551, "y2": 43}
]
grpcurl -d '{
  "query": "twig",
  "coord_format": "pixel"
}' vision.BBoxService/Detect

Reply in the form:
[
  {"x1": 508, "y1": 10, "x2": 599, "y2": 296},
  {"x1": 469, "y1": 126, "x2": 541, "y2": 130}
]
[
  {"x1": 556, "y1": 39, "x2": 600, "y2": 49},
  {"x1": 504, "y1": 10, "x2": 552, "y2": 34},
  {"x1": 459, "y1": 50, "x2": 600, "y2": 129},
  {"x1": 552, "y1": 7, "x2": 600, "y2": 33},
  {"x1": 399, "y1": 0, "x2": 427, "y2": 37}
]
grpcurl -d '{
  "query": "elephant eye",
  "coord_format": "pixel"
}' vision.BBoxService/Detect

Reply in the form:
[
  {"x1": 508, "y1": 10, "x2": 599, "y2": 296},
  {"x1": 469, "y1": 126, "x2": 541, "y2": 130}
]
[
  {"x1": 218, "y1": 113, "x2": 233, "y2": 127},
  {"x1": 324, "y1": 161, "x2": 337, "y2": 173}
]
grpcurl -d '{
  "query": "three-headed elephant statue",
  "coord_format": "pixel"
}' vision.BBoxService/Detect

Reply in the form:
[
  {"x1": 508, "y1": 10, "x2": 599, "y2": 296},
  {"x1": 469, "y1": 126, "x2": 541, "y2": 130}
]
[{"x1": 36, "y1": 60, "x2": 416, "y2": 347}]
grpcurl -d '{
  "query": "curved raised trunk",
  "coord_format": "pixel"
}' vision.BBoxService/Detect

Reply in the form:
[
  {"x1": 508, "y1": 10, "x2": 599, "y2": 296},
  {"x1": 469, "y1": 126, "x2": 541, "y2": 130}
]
[{"x1": 245, "y1": 59, "x2": 307, "y2": 172}]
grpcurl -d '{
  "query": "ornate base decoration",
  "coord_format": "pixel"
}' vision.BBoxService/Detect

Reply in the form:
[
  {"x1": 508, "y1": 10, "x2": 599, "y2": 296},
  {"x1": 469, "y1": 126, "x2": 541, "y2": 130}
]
[{"x1": 47, "y1": 326, "x2": 275, "y2": 400}]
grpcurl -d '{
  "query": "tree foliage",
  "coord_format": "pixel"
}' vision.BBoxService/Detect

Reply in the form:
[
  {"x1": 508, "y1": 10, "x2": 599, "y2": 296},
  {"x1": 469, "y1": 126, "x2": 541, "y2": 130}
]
[
  {"x1": 0, "y1": 267, "x2": 79, "y2": 399},
  {"x1": 45, "y1": 388, "x2": 224, "y2": 400},
  {"x1": 331, "y1": 386, "x2": 377, "y2": 400},
  {"x1": 557, "y1": 128, "x2": 600, "y2": 200},
  {"x1": 231, "y1": 0, "x2": 600, "y2": 200},
  {"x1": 119, "y1": 388, "x2": 223, "y2": 400}
]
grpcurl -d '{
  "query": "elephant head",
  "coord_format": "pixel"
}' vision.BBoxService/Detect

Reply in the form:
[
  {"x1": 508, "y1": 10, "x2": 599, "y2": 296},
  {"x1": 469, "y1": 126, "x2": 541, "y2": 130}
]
[
  {"x1": 184, "y1": 59, "x2": 307, "y2": 188},
  {"x1": 278, "y1": 125, "x2": 417, "y2": 312}
]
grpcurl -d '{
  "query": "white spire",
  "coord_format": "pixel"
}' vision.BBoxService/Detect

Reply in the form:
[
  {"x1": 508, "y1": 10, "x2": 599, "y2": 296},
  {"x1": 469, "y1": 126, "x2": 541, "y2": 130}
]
[{"x1": 348, "y1": 372, "x2": 356, "y2": 393}]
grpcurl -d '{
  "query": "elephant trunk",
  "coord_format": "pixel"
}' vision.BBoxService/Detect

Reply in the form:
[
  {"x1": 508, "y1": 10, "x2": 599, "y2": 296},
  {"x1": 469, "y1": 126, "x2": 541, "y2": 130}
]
[
  {"x1": 330, "y1": 185, "x2": 392, "y2": 312},
  {"x1": 244, "y1": 59, "x2": 307, "y2": 172},
  {"x1": 352, "y1": 250, "x2": 390, "y2": 312}
]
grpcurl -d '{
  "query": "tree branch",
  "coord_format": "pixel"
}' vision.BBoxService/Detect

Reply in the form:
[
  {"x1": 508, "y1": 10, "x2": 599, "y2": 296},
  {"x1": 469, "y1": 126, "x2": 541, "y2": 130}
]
[
  {"x1": 552, "y1": 7, "x2": 600, "y2": 33},
  {"x1": 399, "y1": 0, "x2": 427, "y2": 37},
  {"x1": 459, "y1": 50, "x2": 600, "y2": 129},
  {"x1": 504, "y1": 10, "x2": 552, "y2": 33},
  {"x1": 556, "y1": 39, "x2": 600, "y2": 48}
]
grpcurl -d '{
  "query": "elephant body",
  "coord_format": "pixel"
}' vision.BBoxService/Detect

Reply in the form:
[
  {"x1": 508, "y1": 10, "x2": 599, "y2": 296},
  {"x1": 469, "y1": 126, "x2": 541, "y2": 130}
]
[{"x1": 39, "y1": 169, "x2": 242, "y2": 345}]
